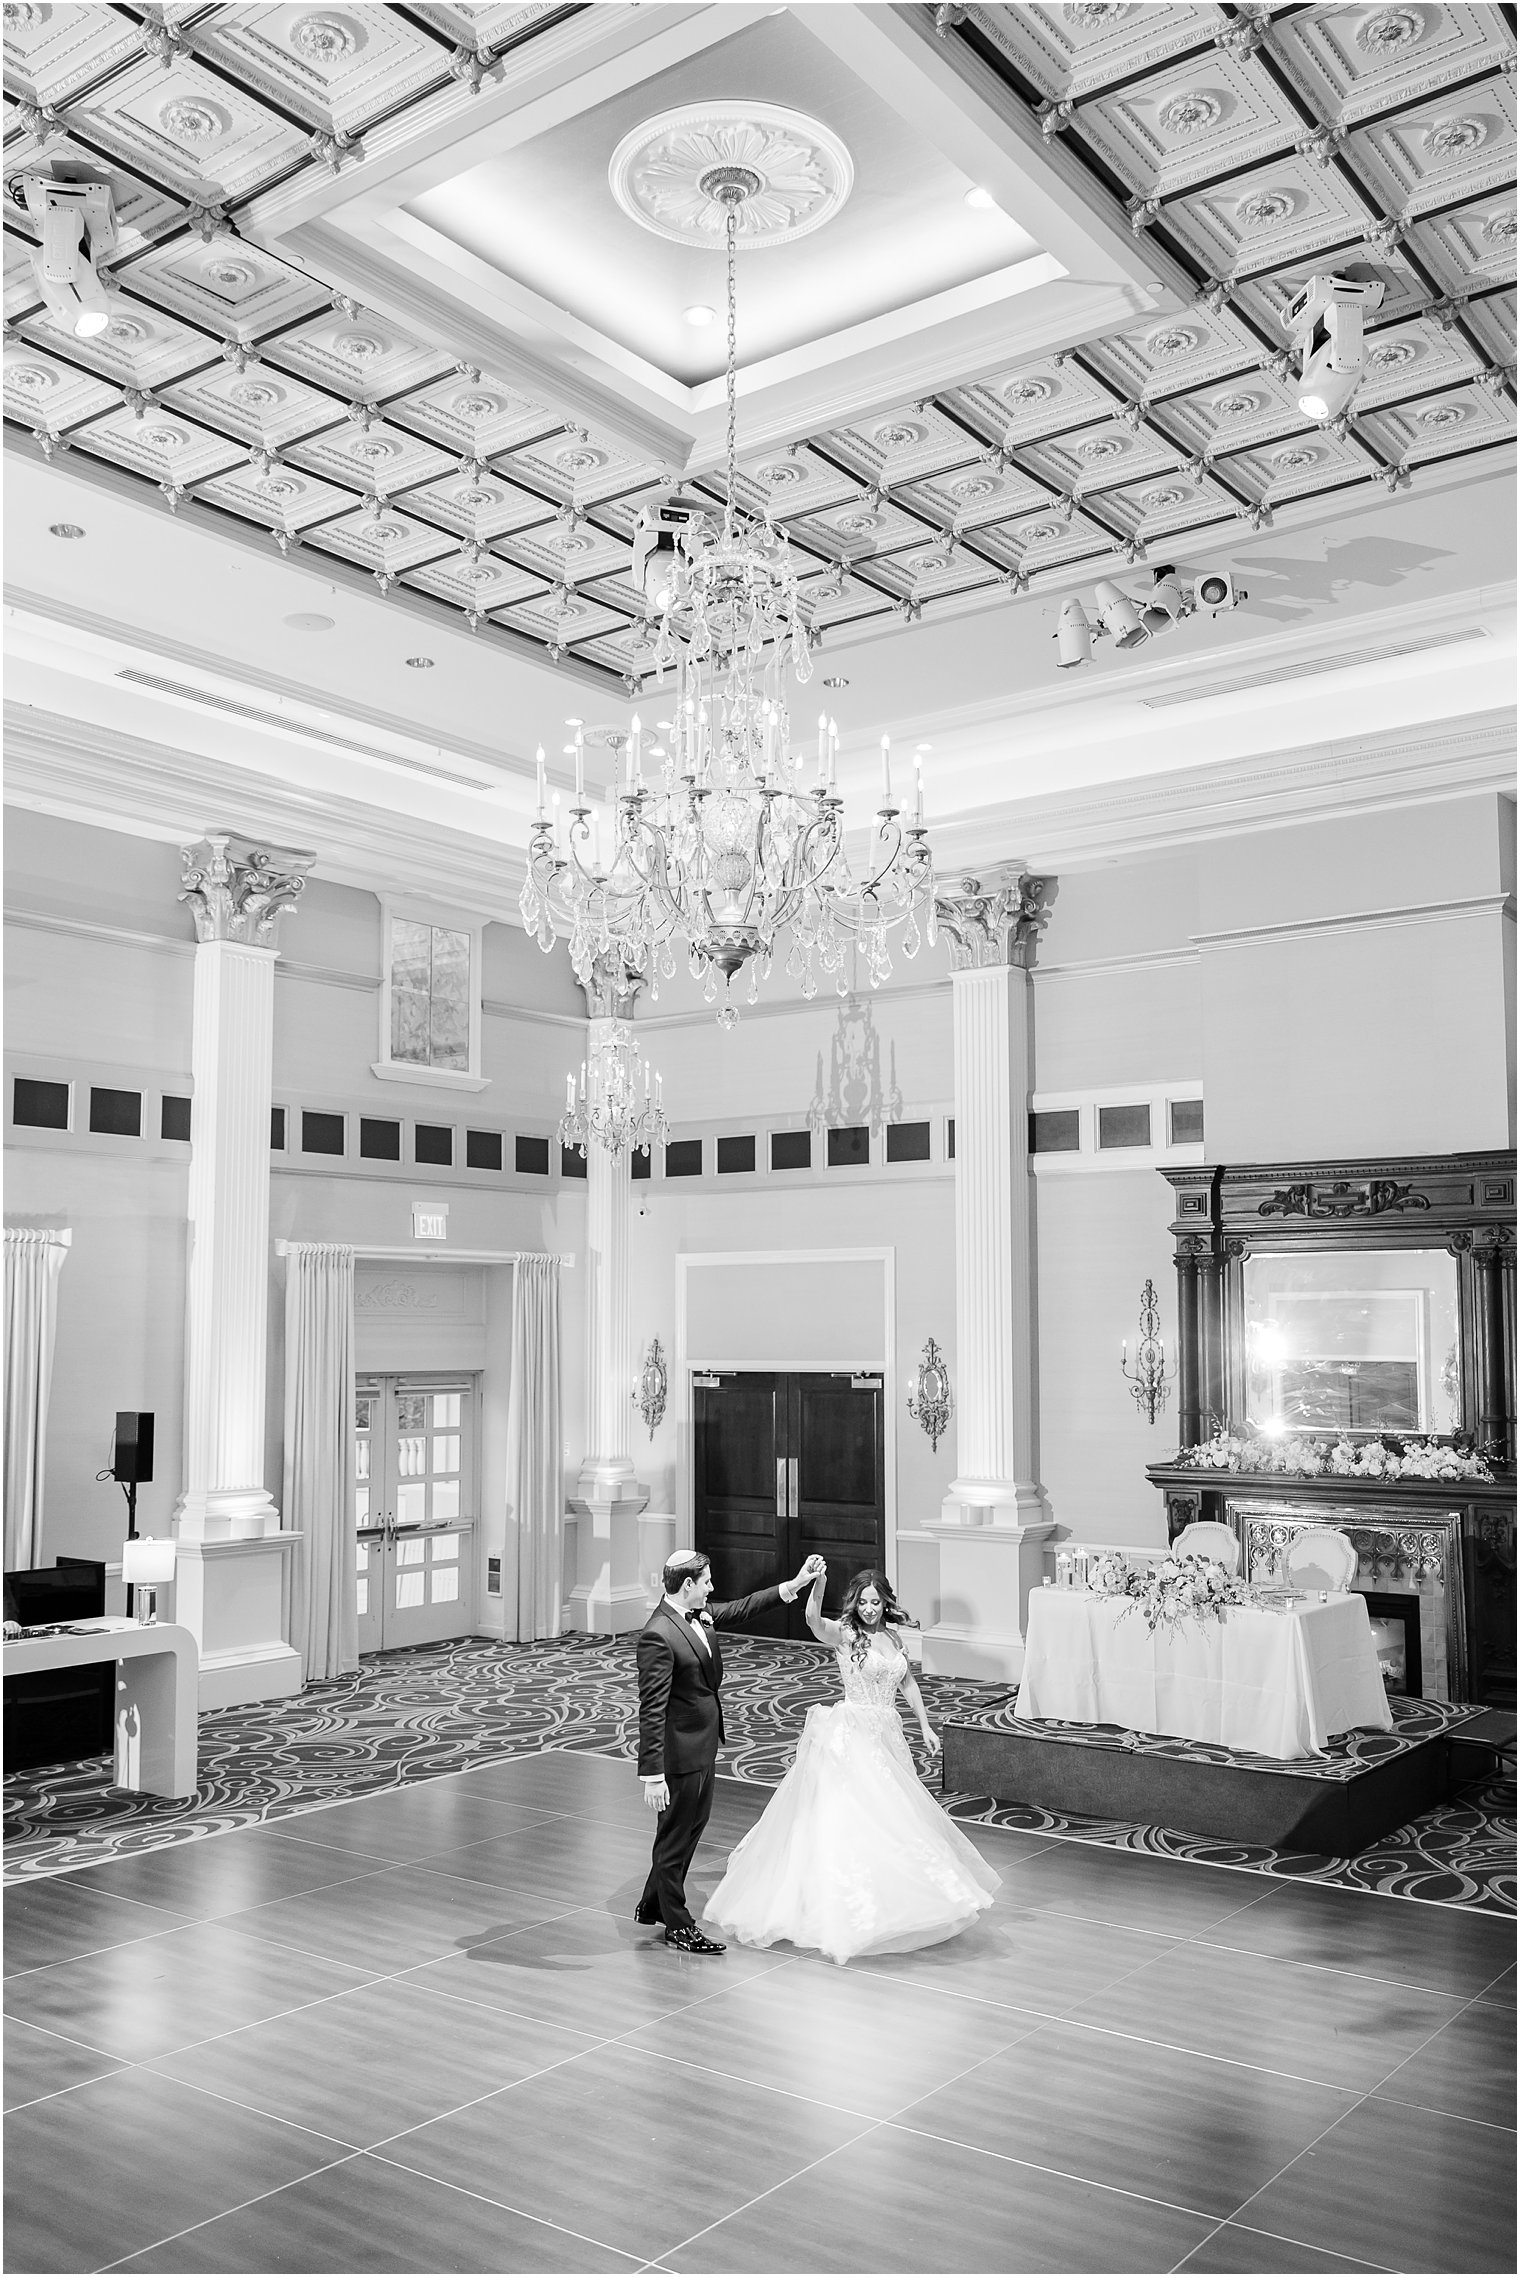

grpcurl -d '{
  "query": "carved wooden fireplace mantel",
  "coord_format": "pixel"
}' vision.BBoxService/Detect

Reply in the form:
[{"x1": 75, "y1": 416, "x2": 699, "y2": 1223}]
[{"x1": 1146, "y1": 1152, "x2": 1516, "y2": 1707}]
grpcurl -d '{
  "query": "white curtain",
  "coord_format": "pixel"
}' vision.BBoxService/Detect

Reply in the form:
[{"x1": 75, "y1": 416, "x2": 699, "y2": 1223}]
[
  {"x1": 283, "y1": 1241, "x2": 357, "y2": 1683},
  {"x1": 506, "y1": 1253, "x2": 563, "y2": 1640},
  {"x1": 4, "y1": 1228, "x2": 69, "y2": 1572}
]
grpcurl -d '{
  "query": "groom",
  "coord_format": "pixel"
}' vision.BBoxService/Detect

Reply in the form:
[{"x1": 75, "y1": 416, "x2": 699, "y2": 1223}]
[{"x1": 636, "y1": 1547, "x2": 824, "y2": 1953}]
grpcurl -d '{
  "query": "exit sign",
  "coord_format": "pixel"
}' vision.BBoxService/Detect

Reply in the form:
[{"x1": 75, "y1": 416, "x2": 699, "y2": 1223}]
[{"x1": 412, "y1": 1209, "x2": 448, "y2": 1242}]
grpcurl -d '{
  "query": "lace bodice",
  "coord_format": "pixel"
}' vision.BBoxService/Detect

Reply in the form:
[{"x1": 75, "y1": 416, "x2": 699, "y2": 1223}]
[{"x1": 836, "y1": 1640, "x2": 908, "y2": 1712}]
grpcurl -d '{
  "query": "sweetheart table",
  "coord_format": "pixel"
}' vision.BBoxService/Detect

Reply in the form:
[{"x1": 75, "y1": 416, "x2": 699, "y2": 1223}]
[{"x1": 1015, "y1": 1589, "x2": 1393, "y2": 1762}]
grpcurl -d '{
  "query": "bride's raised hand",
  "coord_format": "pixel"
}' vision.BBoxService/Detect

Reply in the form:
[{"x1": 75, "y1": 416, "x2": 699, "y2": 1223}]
[{"x1": 921, "y1": 1726, "x2": 942, "y2": 1757}]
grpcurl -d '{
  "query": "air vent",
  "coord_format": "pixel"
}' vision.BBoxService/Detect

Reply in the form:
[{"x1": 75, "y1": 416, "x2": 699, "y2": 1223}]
[
  {"x1": 1139, "y1": 626, "x2": 1485, "y2": 709},
  {"x1": 114, "y1": 670, "x2": 496, "y2": 790}
]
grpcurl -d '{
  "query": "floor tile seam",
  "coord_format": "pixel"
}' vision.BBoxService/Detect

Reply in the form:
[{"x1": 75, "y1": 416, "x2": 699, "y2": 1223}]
[
  {"x1": 100, "y1": 2057, "x2": 381, "y2": 2160},
  {"x1": 1222, "y1": 2082, "x2": 1389, "y2": 2253},
  {"x1": 357, "y1": 2136, "x2": 658, "y2": 2263},
  {"x1": 49, "y1": 1955, "x2": 448, "y2": 2067},
  {"x1": 1363, "y1": 1978, "x2": 1520, "y2": 2120},
  {"x1": 1026, "y1": 2002, "x2": 1403, "y2": 2098},
  {"x1": 877, "y1": 2105, "x2": 1256, "y2": 2226},
  {"x1": 585, "y1": 2020, "x2": 935, "y2": 2127},
  {"x1": 0, "y1": 2010, "x2": 133, "y2": 2063},
  {"x1": 652, "y1": 2118, "x2": 897, "y2": 2264},
  {"x1": 1366, "y1": 2082, "x2": 1519, "y2": 2133},
  {"x1": 1, "y1": 1912, "x2": 210, "y2": 1982},
  {"x1": 5, "y1": 2060, "x2": 133, "y2": 2117},
  {"x1": 1208, "y1": 2220, "x2": 1398, "y2": 2274},
  {"x1": 89, "y1": 2149, "x2": 370, "y2": 2276},
  {"x1": 202, "y1": 1882, "x2": 599, "y2": 1975},
  {"x1": 1177, "y1": 1922, "x2": 1511, "y2": 2001}
]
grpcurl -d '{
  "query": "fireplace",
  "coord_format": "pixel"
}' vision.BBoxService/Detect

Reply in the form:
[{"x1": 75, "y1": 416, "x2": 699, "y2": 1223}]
[{"x1": 1227, "y1": 1499, "x2": 1467, "y2": 1702}]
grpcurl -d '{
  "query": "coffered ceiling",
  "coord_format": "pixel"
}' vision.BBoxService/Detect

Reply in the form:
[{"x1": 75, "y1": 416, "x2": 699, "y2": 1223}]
[{"x1": 4, "y1": 0, "x2": 1514, "y2": 702}]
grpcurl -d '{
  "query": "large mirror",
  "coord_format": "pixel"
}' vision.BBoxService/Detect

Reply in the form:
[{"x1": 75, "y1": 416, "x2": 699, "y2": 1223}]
[{"x1": 1242, "y1": 1248, "x2": 1461, "y2": 1438}]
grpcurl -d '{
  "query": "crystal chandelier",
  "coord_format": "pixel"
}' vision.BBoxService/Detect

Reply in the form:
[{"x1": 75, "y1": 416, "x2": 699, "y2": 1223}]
[
  {"x1": 558, "y1": 1023, "x2": 669, "y2": 1159},
  {"x1": 521, "y1": 174, "x2": 937, "y2": 1028}
]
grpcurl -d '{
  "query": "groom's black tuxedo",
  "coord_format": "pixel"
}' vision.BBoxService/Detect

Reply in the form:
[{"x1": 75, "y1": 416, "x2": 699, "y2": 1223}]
[{"x1": 636, "y1": 1584, "x2": 793, "y2": 1933}]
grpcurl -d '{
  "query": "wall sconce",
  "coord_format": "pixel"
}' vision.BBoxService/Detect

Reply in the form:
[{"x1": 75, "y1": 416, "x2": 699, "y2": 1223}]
[
  {"x1": 1122, "y1": 1278, "x2": 1176, "y2": 1424},
  {"x1": 120, "y1": 1535, "x2": 176, "y2": 1624},
  {"x1": 632, "y1": 1337, "x2": 668, "y2": 1439},
  {"x1": 907, "y1": 1337, "x2": 954, "y2": 1451}
]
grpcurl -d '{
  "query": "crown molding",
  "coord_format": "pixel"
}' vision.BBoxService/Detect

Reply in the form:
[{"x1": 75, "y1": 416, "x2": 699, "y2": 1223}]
[
  {"x1": 933, "y1": 708, "x2": 1517, "y2": 873},
  {"x1": 1192, "y1": 893, "x2": 1515, "y2": 954},
  {"x1": 4, "y1": 703, "x2": 531, "y2": 920}
]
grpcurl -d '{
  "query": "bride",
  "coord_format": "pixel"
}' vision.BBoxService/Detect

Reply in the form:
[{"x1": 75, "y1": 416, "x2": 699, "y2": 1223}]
[{"x1": 703, "y1": 1565, "x2": 1000, "y2": 1966}]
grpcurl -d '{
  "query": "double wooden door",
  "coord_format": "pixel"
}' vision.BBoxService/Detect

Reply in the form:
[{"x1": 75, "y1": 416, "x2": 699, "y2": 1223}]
[
  {"x1": 354, "y1": 1375, "x2": 477, "y2": 1652},
  {"x1": 693, "y1": 1372, "x2": 885, "y2": 1637}
]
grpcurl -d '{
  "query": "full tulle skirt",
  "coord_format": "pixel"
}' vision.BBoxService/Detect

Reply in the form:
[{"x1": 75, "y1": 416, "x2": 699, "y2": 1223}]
[{"x1": 703, "y1": 1701, "x2": 1000, "y2": 1966}]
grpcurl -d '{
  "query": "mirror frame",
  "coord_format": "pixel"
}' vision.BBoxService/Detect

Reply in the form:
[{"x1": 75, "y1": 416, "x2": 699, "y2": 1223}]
[{"x1": 1161, "y1": 1152, "x2": 1516, "y2": 1468}]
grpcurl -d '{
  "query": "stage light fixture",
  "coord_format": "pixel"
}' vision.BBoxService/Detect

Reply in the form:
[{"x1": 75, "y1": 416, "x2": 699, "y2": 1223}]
[
  {"x1": 1194, "y1": 570, "x2": 1243, "y2": 613},
  {"x1": 1055, "y1": 594, "x2": 1093, "y2": 669},
  {"x1": 1285, "y1": 271, "x2": 1385, "y2": 423},
  {"x1": 19, "y1": 175, "x2": 116, "y2": 339},
  {"x1": 1093, "y1": 578, "x2": 1149, "y2": 651},
  {"x1": 630, "y1": 492, "x2": 708, "y2": 612},
  {"x1": 1140, "y1": 564, "x2": 1185, "y2": 635}
]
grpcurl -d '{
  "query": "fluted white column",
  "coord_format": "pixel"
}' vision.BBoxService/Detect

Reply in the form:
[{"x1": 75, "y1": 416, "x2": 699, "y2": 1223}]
[
  {"x1": 566, "y1": 976, "x2": 649, "y2": 1636},
  {"x1": 922, "y1": 872, "x2": 1052, "y2": 1681},
  {"x1": 172, "y1": 835, "x2": 312, "y2": 1705}
]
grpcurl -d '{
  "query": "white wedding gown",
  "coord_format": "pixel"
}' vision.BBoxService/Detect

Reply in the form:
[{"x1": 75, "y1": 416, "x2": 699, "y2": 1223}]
[{"x1": 703, "y1": 1637, "x2": 1001, "y2": 1966}]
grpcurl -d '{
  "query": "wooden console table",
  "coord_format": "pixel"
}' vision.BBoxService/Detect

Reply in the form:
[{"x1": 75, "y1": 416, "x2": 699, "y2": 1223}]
[{"x1": 2, "y1": 1620, "x2": 199, "y2": 1797}]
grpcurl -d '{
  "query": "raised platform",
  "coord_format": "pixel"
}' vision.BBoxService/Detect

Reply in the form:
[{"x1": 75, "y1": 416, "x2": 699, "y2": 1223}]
[{"x1": 943, "y1": 1695, "x2": 1477, "y2": 1855}]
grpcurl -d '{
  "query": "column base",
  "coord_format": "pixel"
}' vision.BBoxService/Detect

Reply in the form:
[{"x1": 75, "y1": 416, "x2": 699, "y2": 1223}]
[
  {"x1": 940, "y1": 1477, "x2": 1051, "y2": 1530},
  {"x1": 173, "y1": 1487, "x2": 282, "y2": 1542},
  {"x1": 564, "y1": 1469, "x2": 650, "y2": 1637},
  {"x1": 170, "y1": 1533, "x2": 302, "y2": 1707},
  {"x1": 920, "y1": 1623, "x2": 1030, "y2": 1686},
  {"x1": 919, "y1": 1510, "x2": 1054, "y2": 1689}
]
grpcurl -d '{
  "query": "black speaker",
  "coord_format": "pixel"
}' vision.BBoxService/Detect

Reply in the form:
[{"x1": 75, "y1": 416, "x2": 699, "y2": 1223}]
[{"x1": 112, "y1": 1411, "x2": 154, "y2": 1484}]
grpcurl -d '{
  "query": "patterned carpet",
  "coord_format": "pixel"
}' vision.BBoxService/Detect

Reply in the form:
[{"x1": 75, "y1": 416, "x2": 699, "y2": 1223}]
[{"x1": 3, "y1": 1632, "x2": 1513, "y2": 1913}]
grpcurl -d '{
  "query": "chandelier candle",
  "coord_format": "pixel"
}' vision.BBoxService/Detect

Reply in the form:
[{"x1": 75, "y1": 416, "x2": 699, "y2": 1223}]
[{"x1": 519, "y1": 189, "x2": 938, "y2": 1027}]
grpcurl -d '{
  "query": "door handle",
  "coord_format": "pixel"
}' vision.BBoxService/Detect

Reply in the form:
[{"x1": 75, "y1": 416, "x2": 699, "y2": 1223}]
[
  {"x1": 788, "y1": 1458, "x2": 799, "y2": 1519},
  {"x1": 776, "y1": 1459, "x2": 787, "y2": 1520}
]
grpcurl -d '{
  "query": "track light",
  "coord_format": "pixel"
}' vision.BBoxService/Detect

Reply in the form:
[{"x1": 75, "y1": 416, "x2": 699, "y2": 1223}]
[
  {"x1": 1140, "y1": 564, "x2": 1185, "y2": 635},
  {"x1": 19, "y1": 176, "x2": 117, "y2": 339},
  {"x1": 1055, "y1": 594, "x2": 1093, "y2": 669},
  {"x1": 1093, "y1": 578, "x2": 1149, "y2": 650},
  {"x1": 1194, "y1": 570, "x2": 1242, "y2": 614},
  {"x1": 1285, "y1": 271, "x2": 1385, "y2": 424}
]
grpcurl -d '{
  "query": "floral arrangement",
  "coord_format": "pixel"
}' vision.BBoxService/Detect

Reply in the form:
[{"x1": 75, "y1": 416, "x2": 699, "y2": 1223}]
[
  {"x1": 1091, "y1": 1551, "x2": 1251, "y2": 1635},
  {"x1": 1177, "y1": 1428, "x2": 1493, "y2": 1483}
]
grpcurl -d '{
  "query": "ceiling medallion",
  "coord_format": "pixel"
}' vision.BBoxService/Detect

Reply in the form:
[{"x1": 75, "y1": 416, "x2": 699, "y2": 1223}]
[
  {"x1": 205, "y1": 258, "x2": 259, "y2": 291},
  {"x1": 453, "y1": 392, "x2": 498, "y2": 418},
  {"x1": 1064, "y1": 2, "x2": 1129, "y2": 25},
  {"x1": 1419, "y1": 402, "x2": 1466, "y2": 426},
  {"x1": 1005, "y1": 376, "x2": 1054, "y2": 403},
  {"x1": 1159, "y1": 90, "x2": 1223, "y2": 136},
  {"x1": 456, "y1": 485, "x2": 498, "y2": 508},
  {"x1": 836, "y1": 509, "x2": 884, "y2": 534},
  {"x1": 759, "y1": 461, "x2": 806, "y2": 485},
  {"x1": 3, "y1": 5, "x2": 52, "y2": 28},
  {"x1": 8, "y1": 363, "x2": 56, "y2": 393},
  {"x1": 1424, "y1": 116, "x2": 1486, "y2": 161},
  {"x1": 141, "y1": 426, "x2": 186, "y2": 451},
  {"x1": 351, "y1": 435, "x2": 398, "y2": 461},
  {"x1": 1213, "y1": 390, "x2": 1261, "y2": 418},
  {"x1": 556, "y1": 443, "x2": 605, "y2": 473},
  {"x1": 257, "y1": 475, "x2": 304, "y2": 499},
  {"x1": 1022, "y1": 521, "x2": 1064, "y2": 542},
  {"x1": 1483, "y1": 207, "x2": 1516, "y2": 242},
  {"x1": 106, "y1": 317, "x2": 147, "y2": 344},
  {"x1": 1357, "y1": 8, "x2": 1424, "y2": 51},
  {"x1": 160, "y1": 97, "x2": 228, "y2": 145},
  {"x1": 1367, "y1": 338, "x2": 1418, "y2": 369},
  {"x1": 335, "y1": 329, "x2": 388, "y2": 359},
  {"x1": 952, "y1": 474, "x2": 1000, "y2": 500},
  {"x1": 290, "y1": 13, "x2": 363, "y2": 63},
  {"x1": 1236, "y1": 188, "x2": 1295, "y2": 229},
  {"x1": 232, "y1": 379, "x2": 283, "y2": 406},
  {"x1": 874, "y1": 420, "x2": 925, "y2": 450},
  {"x1": 370, "y1": 518, "x2": 406, "y2": 543},
  {"x1": 608, "y1": 104, "x2": 854, "y2": 250},
  {"x1": 1147, "y1": 325, "x2": 1200, "y2": 359},
  {"x1": 1079, "y1": 434, "x2": 1126, "y2": 459},
  {"x1": 1273, "y1": 445, "x2": 1320, "y2": 470},
  {"x1": 1144, "y1": 486, "x2": 1187, "y2": 509},
  {"x1": 464, "y1": 562, "x2": 501, "y2": 585}
]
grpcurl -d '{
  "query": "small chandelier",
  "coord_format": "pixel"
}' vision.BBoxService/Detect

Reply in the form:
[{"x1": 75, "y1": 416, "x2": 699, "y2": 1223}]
[
  {"x1": 559, "y1": 1023, "x2": 669, "y2": 1159},
  {"x1": 521, "y1": 172, "x2": 937, "y2": 1027}
]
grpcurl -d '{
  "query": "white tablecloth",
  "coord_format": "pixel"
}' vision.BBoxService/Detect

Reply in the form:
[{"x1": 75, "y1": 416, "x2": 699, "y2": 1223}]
[{"x1": 1015, "y1": 1589, "x2": 1394, "y2": 1761}]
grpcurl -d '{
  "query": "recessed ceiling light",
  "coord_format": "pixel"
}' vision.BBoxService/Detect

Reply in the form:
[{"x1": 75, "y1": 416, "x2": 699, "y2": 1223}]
[
  {"x1": 823, "y1": 675, "x2": 850, "y2": 688},
  {"x1": 48, "y1": 522, "x2": 86, "y2": 539},
  {"x1": 684, "y1": 304, "x2": 715, "y2": 328},
  {"x1": 405, "y1": 656, "x2": 435, "y2": 669},
  {"x1": 964, "y1": 186, "x2": 996, "y2": 211},
  {"x1": 283, "y1": 611, "x2": 335, "y2": 631}
]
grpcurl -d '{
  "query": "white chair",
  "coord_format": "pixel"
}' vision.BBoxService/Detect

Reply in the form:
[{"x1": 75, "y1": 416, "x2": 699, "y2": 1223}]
[
  {"x1": 1172, "y1": 1521, "x2": 1241, "y2": 1574},
  {"x1": 1284, "y1": 1527, "x2": 1358, "y2": 1593}
]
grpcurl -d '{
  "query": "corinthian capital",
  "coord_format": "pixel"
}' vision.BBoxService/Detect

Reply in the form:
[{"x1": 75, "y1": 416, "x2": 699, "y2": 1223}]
[
  {"x1": 934, "y1": 871, "x2": 1049, "y2": 972},
  {"x1": 180, "y1": 832, "x2": 316, "y2": 947},
  {"x1": 579, "y1": 951, "x2": 644, "y2": 1020}
]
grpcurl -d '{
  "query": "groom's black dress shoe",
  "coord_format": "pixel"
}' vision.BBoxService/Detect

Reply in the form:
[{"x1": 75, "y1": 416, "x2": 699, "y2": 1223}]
[
  {"x1": 665, "y1": 1926, "x2": 726, "y2": 1954},
  {"x1": 633, "y1": 1900, "x2": 663, "y2": 1926}
]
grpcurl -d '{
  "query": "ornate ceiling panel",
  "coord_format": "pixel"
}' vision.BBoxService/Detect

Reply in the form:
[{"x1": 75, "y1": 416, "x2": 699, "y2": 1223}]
[{"x1": 2, "y1": 0, "x2": 1512, "y2": 691}]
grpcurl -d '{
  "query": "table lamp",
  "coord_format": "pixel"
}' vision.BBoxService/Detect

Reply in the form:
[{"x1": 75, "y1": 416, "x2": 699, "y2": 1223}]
[{"x1": 120, "y1": 1536, "x2": 176, "y2": 1625}]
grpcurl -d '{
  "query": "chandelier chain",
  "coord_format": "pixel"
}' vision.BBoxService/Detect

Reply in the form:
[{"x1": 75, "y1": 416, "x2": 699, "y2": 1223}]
[{"x1": 725, "y1": 205, "x2": 738, "y2": 527}]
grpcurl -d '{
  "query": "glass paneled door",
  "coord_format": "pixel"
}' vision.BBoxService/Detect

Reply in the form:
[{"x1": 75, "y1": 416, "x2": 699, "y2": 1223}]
[{"x1": 354, "y1": 1376, "x2": 477, "y2": 1651}]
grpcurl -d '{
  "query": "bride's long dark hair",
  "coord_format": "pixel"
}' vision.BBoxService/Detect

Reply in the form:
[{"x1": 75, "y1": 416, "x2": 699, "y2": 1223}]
[{"x1": 839, "y1": 1568, "x2": 917, "y2": 1664}]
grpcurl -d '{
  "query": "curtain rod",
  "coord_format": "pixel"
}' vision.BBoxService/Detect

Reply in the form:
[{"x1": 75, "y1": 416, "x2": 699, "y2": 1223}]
[
  {"x1": 274, "y1": 1241, "x2": 572, "y2": 1266},
  {"x1": 3, "y1": 1226, "x2": 73, "y2": 1247}
]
